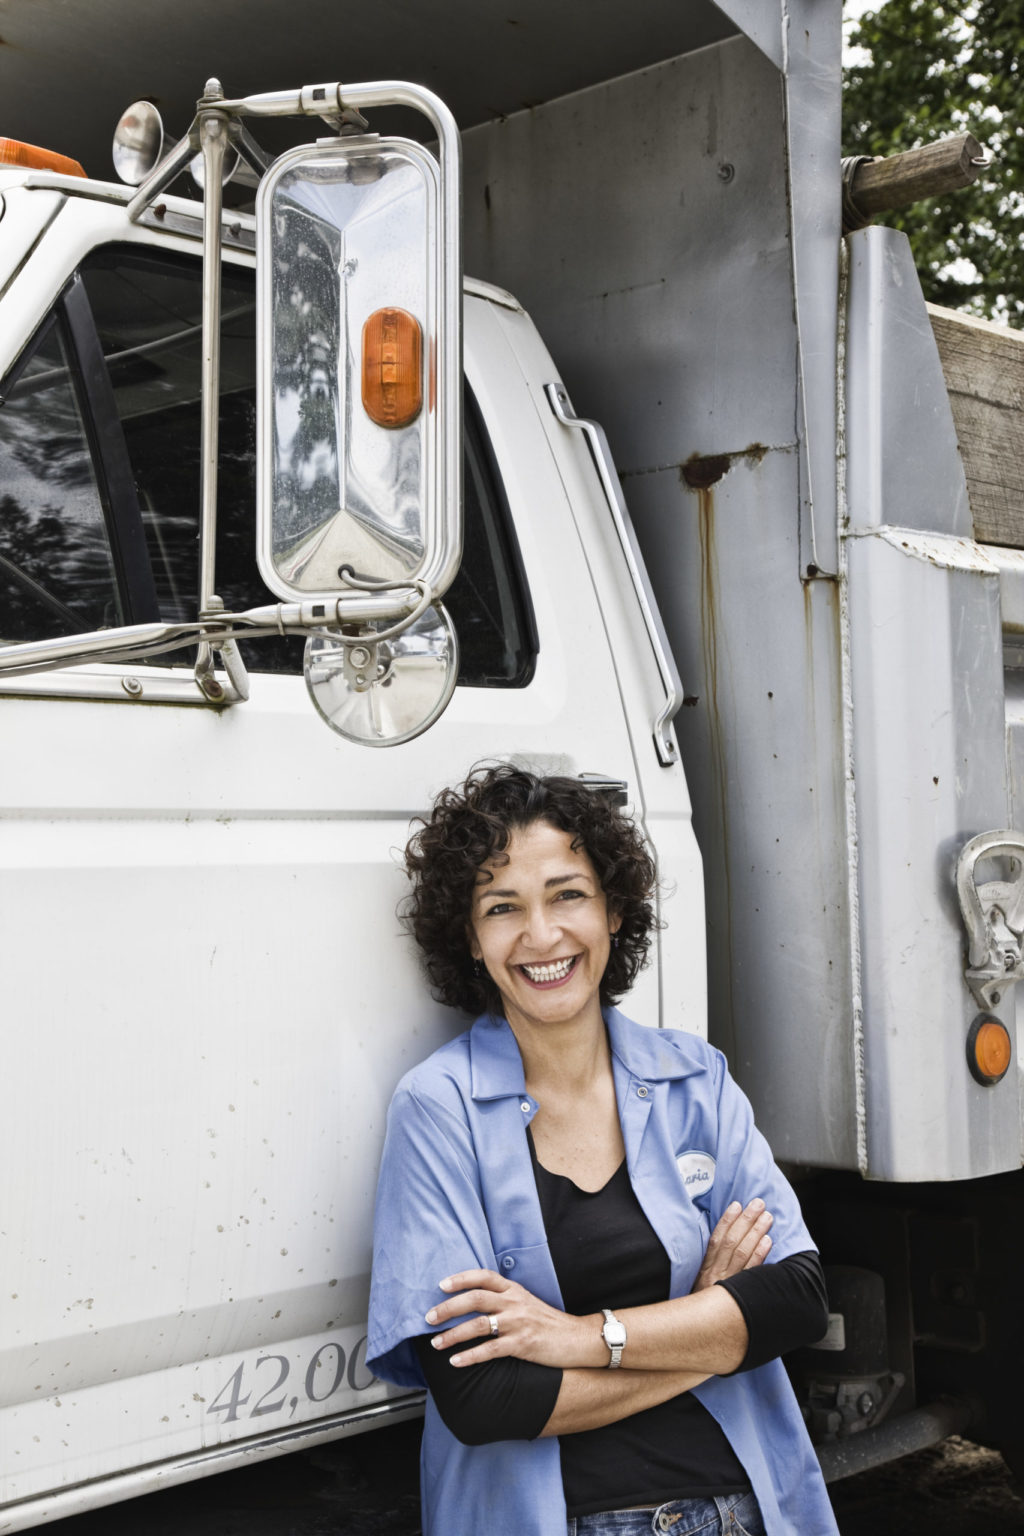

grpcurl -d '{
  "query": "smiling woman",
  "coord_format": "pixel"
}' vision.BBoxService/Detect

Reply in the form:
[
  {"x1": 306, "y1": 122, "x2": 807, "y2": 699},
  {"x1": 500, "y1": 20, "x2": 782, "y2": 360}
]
[
  {"x1": 367, "y1": 765, "x2": 838, "y2": 1536},
  {"x1": 466, "y1": 821, "x2": 621, "y2": 1041},
  {"x1": 401, "y1": 766, "x2": 656, "y2": 1021}
]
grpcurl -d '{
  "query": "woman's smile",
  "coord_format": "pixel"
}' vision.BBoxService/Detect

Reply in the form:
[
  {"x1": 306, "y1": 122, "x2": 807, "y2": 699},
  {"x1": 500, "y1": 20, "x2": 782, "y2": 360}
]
[{"x1": 518, "y1": 954, "x2": 580, "y2": 987}]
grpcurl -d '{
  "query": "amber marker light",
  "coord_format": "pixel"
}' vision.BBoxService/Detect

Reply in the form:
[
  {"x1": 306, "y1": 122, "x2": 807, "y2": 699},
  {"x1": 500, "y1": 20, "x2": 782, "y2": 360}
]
[
  {"x1": 966, "y1": 1014, "x2": 1012, "y2": 1086},
  {"x1": 362, "y1": 307, "x2": 423, "y2": 428},
  {"x1": 0, "y1": 138, "x2": 86, "y2": 178}
]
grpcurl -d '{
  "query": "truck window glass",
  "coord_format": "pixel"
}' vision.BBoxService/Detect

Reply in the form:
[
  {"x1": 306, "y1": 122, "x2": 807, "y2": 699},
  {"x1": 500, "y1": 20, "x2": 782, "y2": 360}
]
[
  {"x1": 78, "y1": 247, "x2": 291, "y2": 669},
  {"x1": 0, "y1": 313, "x2": 123, "y2": 642},
  {"x1": 78, "y1": 245, "x2": 536, "y2": 685}
]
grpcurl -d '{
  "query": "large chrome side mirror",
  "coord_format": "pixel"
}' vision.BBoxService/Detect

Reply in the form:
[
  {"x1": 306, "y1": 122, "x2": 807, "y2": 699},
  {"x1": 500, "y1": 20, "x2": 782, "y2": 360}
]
[{"x1": 256, "y1": 135, "x2": 460, "y2": 615}]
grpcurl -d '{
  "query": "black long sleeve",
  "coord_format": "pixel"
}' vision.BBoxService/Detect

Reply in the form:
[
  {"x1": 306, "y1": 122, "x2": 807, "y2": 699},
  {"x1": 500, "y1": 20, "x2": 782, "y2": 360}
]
[
  {"x1": 413, "y1": 1333, "x2": 563, "y2": 1445},
  {"x1": 717, "y1": 1250, "x2": 828, "y2": 1372}
]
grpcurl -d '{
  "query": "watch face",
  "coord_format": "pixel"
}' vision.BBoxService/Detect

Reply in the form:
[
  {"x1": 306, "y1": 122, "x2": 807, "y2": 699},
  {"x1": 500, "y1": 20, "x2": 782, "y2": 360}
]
[{"x1": 603, "y1": 1319, "x2": 627, "y2": 1347}]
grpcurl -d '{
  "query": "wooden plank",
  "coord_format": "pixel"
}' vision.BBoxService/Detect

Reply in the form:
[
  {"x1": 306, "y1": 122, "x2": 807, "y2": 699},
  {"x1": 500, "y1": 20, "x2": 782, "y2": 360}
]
[
  {"x1": 850, "y1": 135, "x2": 986, "y2": 220},
  {"x1": 928, "y1": 304, "x2": 1024, "y2": 547}
]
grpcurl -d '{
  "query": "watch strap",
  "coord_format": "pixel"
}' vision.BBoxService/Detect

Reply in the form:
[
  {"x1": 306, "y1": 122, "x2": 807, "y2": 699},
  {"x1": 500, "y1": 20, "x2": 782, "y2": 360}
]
[{"x1": 601, "y1": 1306, "x2": 626, "y2": 1369}]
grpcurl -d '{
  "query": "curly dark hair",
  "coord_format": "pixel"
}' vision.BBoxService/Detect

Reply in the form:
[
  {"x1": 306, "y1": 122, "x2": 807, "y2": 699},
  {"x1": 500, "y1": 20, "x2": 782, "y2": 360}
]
[{"x1": 402, "y1": 763, "x2": 659, "y2": 1015}]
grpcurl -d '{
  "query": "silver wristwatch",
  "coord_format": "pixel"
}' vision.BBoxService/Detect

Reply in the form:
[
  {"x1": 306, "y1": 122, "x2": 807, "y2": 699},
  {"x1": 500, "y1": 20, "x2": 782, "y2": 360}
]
[{"x1": 601, "y1": 1307, "x2": 627, "y2": 1368}]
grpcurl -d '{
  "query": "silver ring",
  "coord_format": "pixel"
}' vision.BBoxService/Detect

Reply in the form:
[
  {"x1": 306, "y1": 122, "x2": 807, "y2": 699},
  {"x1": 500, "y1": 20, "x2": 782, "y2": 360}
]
[{"x1": 488, "y1": 1313, "x2": 500, "y2": 1338}]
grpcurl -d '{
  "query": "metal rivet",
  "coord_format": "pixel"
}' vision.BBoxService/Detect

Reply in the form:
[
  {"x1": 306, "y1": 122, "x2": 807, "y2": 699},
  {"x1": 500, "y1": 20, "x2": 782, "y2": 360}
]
[
  {"x1": 121, "y1": 676, "x2": 143, "y2": 697},
  {"x1": 637, "y1": 1085, "x2": 649, "y2": 1098}
]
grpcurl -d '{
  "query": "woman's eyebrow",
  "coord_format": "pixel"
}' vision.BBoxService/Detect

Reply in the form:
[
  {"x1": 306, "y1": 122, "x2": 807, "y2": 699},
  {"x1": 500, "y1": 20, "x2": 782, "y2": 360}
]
[{"x1": 476, "y1": 872, "x2": 592, "y2": 901}]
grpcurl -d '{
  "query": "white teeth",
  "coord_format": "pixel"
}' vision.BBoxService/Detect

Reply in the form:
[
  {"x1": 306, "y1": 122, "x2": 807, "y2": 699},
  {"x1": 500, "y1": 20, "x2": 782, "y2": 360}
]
[{"x1": 521, "y1": 956, "x2": 576, "y2": 983}]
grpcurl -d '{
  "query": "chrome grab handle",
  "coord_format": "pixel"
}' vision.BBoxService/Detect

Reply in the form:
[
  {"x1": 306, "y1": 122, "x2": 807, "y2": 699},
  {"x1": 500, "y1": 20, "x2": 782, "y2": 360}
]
[{"x1": 546, "y1": 383, "x2": 681, "y2": 766}]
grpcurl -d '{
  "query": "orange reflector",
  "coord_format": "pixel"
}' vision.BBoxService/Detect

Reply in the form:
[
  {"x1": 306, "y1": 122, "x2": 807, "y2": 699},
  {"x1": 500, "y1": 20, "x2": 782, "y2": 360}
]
[
  {"x1": 362, "y1": 308, "x2": 423, "y2": 428},
  {"x1": 967, "y1": 1015, "x2": 1012, "y2": 1085},
  {"x1": 0, "y1": 138, "x2": 86, "y2": 178}
]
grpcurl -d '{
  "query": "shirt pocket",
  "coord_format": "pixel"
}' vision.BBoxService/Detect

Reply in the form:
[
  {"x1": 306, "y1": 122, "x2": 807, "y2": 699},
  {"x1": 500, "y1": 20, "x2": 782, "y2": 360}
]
[{"x1": 494, "y1": 1242, "x2": 562, "y2": 1307}]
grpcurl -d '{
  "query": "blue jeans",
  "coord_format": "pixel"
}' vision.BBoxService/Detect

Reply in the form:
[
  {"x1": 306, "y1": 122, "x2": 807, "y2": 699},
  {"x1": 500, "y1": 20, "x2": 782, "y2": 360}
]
[{"x1": 566, "y1": 1490, "x2": 766, "y2": 1536}]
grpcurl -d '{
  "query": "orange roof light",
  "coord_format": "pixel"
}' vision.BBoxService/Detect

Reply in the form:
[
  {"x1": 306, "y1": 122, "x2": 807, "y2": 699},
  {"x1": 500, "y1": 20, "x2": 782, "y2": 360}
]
[
  {"x1": 967, "y1": 1014, "x2": 1012, "y2": 1085},
  {"x1": 0, "y1": 138, "x2": 86, "y2": 178},
  {"x1": 362, "y1": 307, "x2": 423, "y2": 428}
]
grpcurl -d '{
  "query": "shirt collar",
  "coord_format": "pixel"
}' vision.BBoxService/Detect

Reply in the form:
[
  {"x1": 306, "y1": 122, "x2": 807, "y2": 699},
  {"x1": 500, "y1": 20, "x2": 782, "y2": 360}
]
[
  {"x1": 605, "y1": 1006, "x2": 705, "y2": 1083},
  {"x1": 468, "y1": 1013, "x2": 528, "y2": 1100},
  {"x1": 468, "y1": 1006, "x2": 704, "y2": 1101}
]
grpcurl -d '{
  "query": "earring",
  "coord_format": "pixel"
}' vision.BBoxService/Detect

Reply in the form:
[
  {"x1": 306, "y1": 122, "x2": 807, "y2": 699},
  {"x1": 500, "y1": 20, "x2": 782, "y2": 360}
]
[
  {"x1": 473, "y1": 959, "x2": 484, "y2": 977},
  {"x1": 610, "y1": 934, "x2": 619, "y2": 949}
]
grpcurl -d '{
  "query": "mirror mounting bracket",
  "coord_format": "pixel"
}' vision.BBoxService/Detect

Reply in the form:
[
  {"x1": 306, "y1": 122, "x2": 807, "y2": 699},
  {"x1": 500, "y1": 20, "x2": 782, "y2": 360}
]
[{"x1": 1, "y1": 75, "x2": 462, "y2": 747}]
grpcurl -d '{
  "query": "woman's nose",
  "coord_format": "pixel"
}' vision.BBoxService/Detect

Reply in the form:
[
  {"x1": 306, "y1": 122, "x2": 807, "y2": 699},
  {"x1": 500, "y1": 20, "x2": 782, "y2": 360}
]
[{"x1": 522, "y1": 905, "x2": 562, "y2": 950}]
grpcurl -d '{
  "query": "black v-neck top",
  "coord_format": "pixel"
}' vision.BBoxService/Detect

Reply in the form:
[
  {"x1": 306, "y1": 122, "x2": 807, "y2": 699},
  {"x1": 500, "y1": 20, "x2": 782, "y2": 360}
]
[
  {"x1": 526, "y1": 1131, "x2": 748, "y2": 1513},
  {"x1": 414, "y1": 1130, "x2": 825, "y2": 1516}
]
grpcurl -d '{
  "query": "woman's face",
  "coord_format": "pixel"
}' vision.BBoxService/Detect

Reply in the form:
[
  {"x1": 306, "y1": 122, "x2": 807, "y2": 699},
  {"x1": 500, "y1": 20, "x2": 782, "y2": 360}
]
[{"x1": 467, "y1": 819, "x2": 620, "y2": 1036}]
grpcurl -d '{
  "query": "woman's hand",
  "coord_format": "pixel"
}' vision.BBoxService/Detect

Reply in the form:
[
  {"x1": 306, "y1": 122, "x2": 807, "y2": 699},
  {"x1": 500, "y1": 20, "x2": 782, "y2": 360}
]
[
  {"x1": 424, "y1": 1268, "x2": 599, "y2": 1370},
  {"x1": 691, "y1": 1199, "x2": 773, "y2": 1291}
]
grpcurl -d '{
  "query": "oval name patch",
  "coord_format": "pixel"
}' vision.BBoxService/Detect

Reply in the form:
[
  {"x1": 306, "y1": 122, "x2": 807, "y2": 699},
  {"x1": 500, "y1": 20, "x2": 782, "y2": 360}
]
[{"x1": 676, "y1": 1150, "x2": 716, "y2": 1197}]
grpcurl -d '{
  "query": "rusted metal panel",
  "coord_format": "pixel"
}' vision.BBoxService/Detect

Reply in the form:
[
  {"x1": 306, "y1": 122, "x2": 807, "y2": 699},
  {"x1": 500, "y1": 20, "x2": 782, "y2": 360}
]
[
  {"x1": 463, "y1": 39, "x2": 799, "y2": 489},
  {"x1": 624, "y1": 447, "x2": 859, "y2": 1170}
]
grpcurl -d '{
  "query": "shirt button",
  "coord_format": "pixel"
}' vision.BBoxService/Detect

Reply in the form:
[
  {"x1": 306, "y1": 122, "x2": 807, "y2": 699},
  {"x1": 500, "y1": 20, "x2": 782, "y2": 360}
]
[
  {"x1": 501, "y1": 1256, "x2": 516, "y2": 1271},
  {"x1": 520, "y1": 1101, "x2": 531, "y2": 1112},
  {"x1": 637, "y1": 1085, "x2": 649, "y2": 1098}
]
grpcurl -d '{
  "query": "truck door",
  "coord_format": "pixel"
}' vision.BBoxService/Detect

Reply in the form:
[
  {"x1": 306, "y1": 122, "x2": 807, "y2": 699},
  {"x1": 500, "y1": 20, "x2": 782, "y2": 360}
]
[{"x1": 0, "y1": 198, "x2": 639, "y2": 1519}]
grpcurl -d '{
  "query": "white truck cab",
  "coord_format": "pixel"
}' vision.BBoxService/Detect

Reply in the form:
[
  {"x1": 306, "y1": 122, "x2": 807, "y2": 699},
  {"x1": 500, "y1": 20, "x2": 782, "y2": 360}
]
[{"x1": 0, "y1": 127, "x2": 702, "y2": 1527}]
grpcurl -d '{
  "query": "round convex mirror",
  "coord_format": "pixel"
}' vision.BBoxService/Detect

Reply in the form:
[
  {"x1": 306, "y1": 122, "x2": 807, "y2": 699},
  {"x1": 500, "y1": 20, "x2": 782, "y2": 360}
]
[
  {"x1": 304, "y1": 603, "x2": 459, "y2": 747},
  {"x1": 112, "y1": 101, "x2": 165, "y2": 184}
]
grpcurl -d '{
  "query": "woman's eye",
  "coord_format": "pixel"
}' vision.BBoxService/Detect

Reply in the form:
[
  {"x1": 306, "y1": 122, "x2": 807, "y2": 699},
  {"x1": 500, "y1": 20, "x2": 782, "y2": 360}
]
[
  {"x1": 555, "y1": 889, "x2": 586, "y2": 902},
  {"x1": 484, "y1": 902, "x2": 515, "y2": 916}
]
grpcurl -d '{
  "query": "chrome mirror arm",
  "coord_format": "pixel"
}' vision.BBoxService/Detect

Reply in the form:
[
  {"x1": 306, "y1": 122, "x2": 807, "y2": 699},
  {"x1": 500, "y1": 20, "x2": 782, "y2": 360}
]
[
  {"x1": 233, "y1": 121, "x2": 272, "y2": 178},
  {"x1": 0, "y1": 584, "x2": 437, "y2": 683},
  {"x1": 193, "y1": 86, "x2": 239, "y2": 698},
  {"x1": 126, "y1": 130, "x2": 200, "y2": 222}
]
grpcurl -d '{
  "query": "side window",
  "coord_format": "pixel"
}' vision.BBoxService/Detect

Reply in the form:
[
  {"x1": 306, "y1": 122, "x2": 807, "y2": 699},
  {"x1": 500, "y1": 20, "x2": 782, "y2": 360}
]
[
  {"x1": 77, "y1": 247, "x2": 297, "y2": 671},
  {"x1": 0, "y1": 313, "x2": 123, "y2": 642},
  {"x1": 445, "y1": 391, "x2": 537, "y2": 688},
  {"x1": 1, "y1": 241, "x2": 537, "y2": 685}
]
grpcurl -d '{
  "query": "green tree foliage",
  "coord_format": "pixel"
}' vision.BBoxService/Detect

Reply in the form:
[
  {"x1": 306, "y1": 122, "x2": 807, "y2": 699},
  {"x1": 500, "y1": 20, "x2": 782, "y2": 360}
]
[{"x1": 843, "y1": 1, "x2": 1023, "y2": 325}]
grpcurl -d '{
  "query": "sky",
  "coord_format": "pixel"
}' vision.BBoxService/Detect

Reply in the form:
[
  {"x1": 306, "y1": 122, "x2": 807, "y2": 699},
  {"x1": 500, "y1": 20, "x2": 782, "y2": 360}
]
[{"x1": 842, "y1": 0, "x2": 875, "y2": 67}]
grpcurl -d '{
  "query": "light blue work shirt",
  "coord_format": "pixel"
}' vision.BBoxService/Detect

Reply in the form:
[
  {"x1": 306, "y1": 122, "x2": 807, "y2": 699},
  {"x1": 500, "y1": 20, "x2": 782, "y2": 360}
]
[{"x1": 368, "y1": 1008, "x2": 839, "y2": 1535}]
